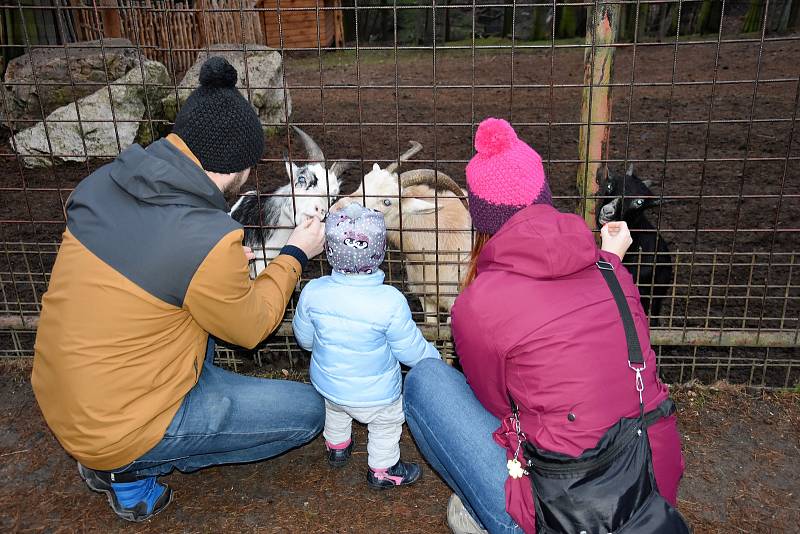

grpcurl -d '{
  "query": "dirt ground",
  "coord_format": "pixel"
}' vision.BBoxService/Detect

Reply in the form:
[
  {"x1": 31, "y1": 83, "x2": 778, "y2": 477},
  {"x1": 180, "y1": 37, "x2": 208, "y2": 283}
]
[
  {"x1": 0, "y1": 363, "x2": 798, "y2": 533},
  {"x1": 2, "y1": 35, "x2": 799, "y2": 348},
  {"x1": 1, "y1": 37, "x2": 799, "y2": 530}
]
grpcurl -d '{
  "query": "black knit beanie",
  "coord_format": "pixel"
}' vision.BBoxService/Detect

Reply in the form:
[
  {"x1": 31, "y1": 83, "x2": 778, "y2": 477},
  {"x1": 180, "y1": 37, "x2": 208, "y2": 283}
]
[{"x1": 172, "y1": 56, "x2": 265, "y2": 173}]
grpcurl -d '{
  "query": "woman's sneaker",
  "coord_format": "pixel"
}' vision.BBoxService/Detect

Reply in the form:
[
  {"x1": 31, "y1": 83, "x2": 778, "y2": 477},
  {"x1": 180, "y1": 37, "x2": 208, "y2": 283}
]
[
  {"x1": 77, "y1": 462, "x2": 173, "y2": 522},
  {"x1": 447, "y1": 493, "x2": 488, "y2": 534},
  {"x1": 367, "y1": 459, "x2": 421, "y2": 489},
  {"x1": 325, "y1": 439, "x2": 353, "y2": 468}
]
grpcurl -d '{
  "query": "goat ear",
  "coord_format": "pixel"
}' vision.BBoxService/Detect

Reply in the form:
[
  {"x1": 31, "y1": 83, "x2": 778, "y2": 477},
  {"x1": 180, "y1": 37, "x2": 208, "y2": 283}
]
[
  {"x1": 284, "y1": 157, "x2": 300, "y2": 181},
  {"x1": 626, "y1": 163, "x2": 635, "y2": 177},
  {"x1": 372, "y1": 163, "x2": 381, "y2": 173},
  {"x1": 402, "y1": 198, "x2": 444, "y2": 215},
  {"x1": 595, "y1": 165, "x2": 608, "y2": 183}
]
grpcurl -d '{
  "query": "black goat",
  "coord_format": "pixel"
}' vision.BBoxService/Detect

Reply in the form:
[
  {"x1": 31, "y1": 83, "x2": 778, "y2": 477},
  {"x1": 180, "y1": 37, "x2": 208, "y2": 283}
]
[{"x1": 596, "y1": 165, "x2": 672, "y2": 321}]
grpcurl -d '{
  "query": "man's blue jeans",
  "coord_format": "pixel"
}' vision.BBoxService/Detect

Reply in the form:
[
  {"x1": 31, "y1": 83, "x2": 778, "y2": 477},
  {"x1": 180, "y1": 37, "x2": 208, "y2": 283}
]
[
  {"x1": 404, "y1": 358, "x2": 522, "y2": 534},
  {"x1": 118, "y1": 338, "x2": 324, "y2": 477}
]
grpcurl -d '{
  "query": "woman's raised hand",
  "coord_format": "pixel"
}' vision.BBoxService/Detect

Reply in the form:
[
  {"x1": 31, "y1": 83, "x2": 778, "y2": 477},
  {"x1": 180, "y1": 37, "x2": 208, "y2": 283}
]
[{"x1": 600, "y1": 221, "x2": 633, "y2": 260}]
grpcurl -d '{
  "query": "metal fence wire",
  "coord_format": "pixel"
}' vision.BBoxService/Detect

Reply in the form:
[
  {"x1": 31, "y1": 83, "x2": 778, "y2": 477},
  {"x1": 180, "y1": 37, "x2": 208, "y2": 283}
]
[{"x1": 0, "y1": 0, "x2": 798, "y2": 388}]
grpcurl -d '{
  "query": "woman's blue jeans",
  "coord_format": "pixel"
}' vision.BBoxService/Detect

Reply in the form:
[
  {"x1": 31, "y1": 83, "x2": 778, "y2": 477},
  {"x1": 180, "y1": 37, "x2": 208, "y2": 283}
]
[
  {"x1": 119, "y1": 338, "x2": 325, "y2": 477},
  {"x1": 404, "y1": 358, "x2": 522, "y2": 534}
]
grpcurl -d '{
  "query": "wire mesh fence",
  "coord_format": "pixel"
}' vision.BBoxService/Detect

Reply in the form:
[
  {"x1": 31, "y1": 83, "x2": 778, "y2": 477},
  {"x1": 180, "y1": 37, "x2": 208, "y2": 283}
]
[{"x1": 0, "y1": 0, "x2": 798, "y2": 388}]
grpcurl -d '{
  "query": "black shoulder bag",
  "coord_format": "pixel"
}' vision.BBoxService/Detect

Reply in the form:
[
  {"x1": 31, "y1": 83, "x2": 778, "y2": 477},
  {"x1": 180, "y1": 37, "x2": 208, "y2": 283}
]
[{"x1": 507, "y1": 261, "x2": 691, "y2": 534}]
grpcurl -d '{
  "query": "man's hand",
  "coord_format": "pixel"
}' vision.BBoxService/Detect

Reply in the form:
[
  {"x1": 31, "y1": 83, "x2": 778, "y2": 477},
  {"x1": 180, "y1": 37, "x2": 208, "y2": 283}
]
[
  {"x1": 286, "y1": 217, "x2": 326, "y2": 259},
  {"x1": 600, "y1": 221, "x2": 633, "y2": 260},
  {"x1": 242, "y1": 246, "x2": 256, "y2": 261}
]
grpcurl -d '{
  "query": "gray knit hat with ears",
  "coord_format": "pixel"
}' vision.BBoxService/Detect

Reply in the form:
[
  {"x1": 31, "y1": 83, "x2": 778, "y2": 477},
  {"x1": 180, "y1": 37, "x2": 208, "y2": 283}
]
[{"x1": 325, "y1": 203, "x2": 386, "y2": 275}]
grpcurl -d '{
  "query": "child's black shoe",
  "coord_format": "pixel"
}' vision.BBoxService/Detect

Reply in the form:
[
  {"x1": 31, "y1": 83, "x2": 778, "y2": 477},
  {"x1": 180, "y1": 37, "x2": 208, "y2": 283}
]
[
  {"x1": 325, "y1": 439, "x2": 353, "y2": 468},
  {"x1": 367, "y1": 459, "x2": 422, "y2": 489}
]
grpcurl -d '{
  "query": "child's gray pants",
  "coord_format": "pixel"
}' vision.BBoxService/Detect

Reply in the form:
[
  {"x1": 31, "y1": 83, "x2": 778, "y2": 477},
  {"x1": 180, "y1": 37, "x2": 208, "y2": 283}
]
[{"x1": 323, "y1": 397, "x2": 404, "y2": 469}]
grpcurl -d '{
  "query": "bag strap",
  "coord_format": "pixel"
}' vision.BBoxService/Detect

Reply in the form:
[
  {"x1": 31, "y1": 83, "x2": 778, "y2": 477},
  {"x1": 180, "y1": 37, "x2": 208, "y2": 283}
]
[
  {"x1": 595, "y1": 261, "x2": 644, "y2": 366},
  {"x1": 596, "y1": 260, "x2": 647, "y2": 421},
  {"x1": 504, "y1": 260, "x2": 653, "y2": 476}
]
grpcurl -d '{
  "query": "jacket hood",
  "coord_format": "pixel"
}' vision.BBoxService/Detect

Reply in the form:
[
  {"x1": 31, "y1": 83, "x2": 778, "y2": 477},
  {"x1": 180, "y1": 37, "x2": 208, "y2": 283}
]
[
  {"x1": 478, "y1": 204, "x2": 599, "y2": 280},
  {"x1": 108, "y1": 138, "x2": 228, "y2": 211}
]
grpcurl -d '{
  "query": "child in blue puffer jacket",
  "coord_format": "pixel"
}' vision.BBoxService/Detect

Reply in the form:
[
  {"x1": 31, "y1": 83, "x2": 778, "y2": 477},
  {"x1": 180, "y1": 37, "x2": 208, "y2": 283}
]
[{"x1": 292, "y1": 203, "x2": 441, "y2": 488}]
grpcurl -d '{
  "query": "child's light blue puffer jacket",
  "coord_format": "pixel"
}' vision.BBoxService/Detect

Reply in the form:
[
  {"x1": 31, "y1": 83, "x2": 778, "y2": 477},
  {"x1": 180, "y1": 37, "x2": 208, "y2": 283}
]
[{"x1": 292, "y1": 270, "x2": 441, "y2": 407}]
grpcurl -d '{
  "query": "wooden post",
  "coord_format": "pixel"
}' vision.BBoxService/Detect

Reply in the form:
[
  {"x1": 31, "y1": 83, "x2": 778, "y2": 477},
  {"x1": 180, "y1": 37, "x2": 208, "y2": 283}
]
[
  {"x1": 197, "y1": 0, "x2": 208, "y2": 49},
  {"x1": 99, "y1": 0, "x2": 122, "y2": 38},
  {"x1": 576, "y1": 1, "x2": 619, "y2": 232}
]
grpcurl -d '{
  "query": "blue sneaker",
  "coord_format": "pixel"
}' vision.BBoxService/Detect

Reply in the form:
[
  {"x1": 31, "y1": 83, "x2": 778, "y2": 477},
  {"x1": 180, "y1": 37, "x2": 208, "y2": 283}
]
[{"x1": 77, "y1": 462, "x2": 173, "y2": 522}]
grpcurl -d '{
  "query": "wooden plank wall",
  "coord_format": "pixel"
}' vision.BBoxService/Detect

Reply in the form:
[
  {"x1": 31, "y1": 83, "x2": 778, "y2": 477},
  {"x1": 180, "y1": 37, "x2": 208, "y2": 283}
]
[
  {"x1": 259, "y1": 0, "x2": 336, "y2": 49},
  {"x1": 71, "y1": 0, "x2": 342, "y2": 77}
]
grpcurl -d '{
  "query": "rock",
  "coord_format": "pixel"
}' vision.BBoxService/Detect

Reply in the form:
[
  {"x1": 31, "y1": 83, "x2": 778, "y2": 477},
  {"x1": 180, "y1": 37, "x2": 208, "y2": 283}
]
[
  {"x1": 159, "y1": 44, "x2": 291, "y2": 137},
  {"x1": 3, "y1": 39, "x2": 140, "y2": 130},
  {"x1": 12, "y1": 60, "x2": 170, "y2": 168}
]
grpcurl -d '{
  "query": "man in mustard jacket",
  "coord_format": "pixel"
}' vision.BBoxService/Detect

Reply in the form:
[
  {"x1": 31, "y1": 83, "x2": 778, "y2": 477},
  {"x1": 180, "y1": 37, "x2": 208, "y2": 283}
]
[{"x1": 31, "y1": 57, "x2": 326, "y2": 522}]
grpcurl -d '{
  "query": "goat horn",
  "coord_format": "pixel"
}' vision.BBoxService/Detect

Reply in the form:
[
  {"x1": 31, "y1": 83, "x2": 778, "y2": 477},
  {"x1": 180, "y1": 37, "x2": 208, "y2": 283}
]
[
  {"x1": 330, "y1": 160, "x2": 354, "y2": 178},
  {"x1": 400, "y1": 169, "x2": 470, "y2": 211},
  {"x1": 291, "y1": 125, "x2": 325, "y2": 164},
  {"x1": 386, "y1": 141, "x2": 423, "y2": 174}
]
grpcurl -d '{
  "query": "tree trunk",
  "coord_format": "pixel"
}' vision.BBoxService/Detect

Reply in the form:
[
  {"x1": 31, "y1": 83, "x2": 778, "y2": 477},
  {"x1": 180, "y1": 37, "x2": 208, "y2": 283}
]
[
  {"x1": 742, "y1": 0, "x2": 764, "y2": 33},
  {"x1": 341, "y1": 0, "x2": 356, "y2": 42},
  {"x1": 444, "y1": 0, "x2": 451, "y2": 42},
  {"x1": 557, "y1": 4, "x2": 579, "y2": 38},
  {"x1": 379, "y1": 0, "x2": 391, "y2": 42},
  {"x1": 502, "y1": 0, "x2": 513, "y2": 37},
  {"x1": 694, "y1": 0, "x2": 722, "y2": 35},
  {"x1": 530, "y1": 5, "x2": 550, "y2": 40},
  {"x1": 415, "y1": 6, "x2": 428, "y2": 45},
  {"x1": 358, "y1": 6, "x2": 371, "y2": 41},
  {"x1": 657, "y1": 3, "x2": 677, "y2": 40},
  {"x1": 618, "y1": 2, "x2": 640, "y2": 42},
  {"x1": 576, "y1": 1, "x2": 620, "y2": 231},
  {"x1": 790, "y1": 0, "x2": 800, "y2": 30},
  {"x1": 776, "y1": 0, "x2": 793, "y2": 32},
  {"x1": 637, "y1": 3, "x2": 650, "y2": 38}
]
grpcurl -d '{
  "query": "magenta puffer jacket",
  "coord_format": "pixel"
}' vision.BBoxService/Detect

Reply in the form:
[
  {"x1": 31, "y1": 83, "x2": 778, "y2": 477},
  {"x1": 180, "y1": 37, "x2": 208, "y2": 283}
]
[{"x1": 451, "y1": 204, "x2": 685, "y2": 534}]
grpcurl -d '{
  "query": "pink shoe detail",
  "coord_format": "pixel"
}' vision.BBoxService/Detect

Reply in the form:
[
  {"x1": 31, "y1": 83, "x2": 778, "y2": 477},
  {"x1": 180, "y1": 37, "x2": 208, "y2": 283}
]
[
  {"x1": 370, "y1": 468, "x2": 404, "y2": 485},
  {"x1": 325, "y1": 438, "x2": 352, "y2": 451}
]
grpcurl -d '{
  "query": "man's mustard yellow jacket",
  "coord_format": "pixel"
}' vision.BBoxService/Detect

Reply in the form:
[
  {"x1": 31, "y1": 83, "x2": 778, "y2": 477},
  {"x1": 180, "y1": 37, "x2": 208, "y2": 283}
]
[{"x1": 32, "y1": 135, "x2": 303, "y2": 471}]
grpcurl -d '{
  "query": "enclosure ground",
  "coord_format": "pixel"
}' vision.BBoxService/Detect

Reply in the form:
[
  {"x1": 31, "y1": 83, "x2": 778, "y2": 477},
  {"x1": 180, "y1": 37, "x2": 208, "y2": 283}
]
[
  {"x1": 3, "y1": 35, "x2": 800, "y2": 387},
  {"x1": 1, "y1": 363, "x2": 798, "y2": 533}
]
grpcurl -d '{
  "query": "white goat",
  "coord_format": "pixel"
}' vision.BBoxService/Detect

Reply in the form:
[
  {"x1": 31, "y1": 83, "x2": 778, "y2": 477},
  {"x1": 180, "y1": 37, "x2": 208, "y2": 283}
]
[
  {"x1": 230, "y1": 126, "x2": 348, "y2": 277},
  {"x1": 332, "y1": 143, "x2": 472, "y2": 322}
]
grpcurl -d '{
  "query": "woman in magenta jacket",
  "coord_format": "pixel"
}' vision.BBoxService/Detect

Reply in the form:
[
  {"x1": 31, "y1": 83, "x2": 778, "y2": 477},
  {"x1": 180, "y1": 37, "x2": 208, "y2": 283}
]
[{"x1": 403, "y1": 118, "x2": 685, "y2": 534}]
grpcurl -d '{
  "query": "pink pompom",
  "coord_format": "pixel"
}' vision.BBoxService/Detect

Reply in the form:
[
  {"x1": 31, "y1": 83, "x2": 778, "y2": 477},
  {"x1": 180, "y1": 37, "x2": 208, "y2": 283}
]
[{"x1": 474, "y1": 118, "x2": 518, "y2": 156}]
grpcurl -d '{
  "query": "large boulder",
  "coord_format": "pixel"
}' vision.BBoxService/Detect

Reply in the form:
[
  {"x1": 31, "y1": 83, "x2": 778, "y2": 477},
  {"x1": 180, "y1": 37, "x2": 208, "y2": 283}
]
[
  {"x1": 12, "y1": 60, "x2": 170, "y2": 168},
  {"x1": 3, "y1": 39, "x2": 140, "y2": 130},
  {"x1": 159, "y1": 44, "x2": 291, "y2": 137}
]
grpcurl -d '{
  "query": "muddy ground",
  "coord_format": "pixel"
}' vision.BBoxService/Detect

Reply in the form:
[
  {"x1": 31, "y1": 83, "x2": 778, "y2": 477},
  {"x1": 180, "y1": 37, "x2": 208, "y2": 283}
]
[
  {"x1": 1, "y1": 22, "x2": 800, "y2": 534},
  {"x1": 0, "y1": 363, "x2": 798, "y2": 533},
  {"x1": 3, "y1": 36, "x2": 799, "y2": 386}
]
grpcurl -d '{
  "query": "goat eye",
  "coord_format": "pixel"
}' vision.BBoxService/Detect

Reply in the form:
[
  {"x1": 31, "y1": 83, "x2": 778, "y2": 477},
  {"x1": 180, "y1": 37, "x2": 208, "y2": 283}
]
[
  {"x1": 383, "y1": 199, "x2": 392, "y2": 206},
  {"x1": 297, "y1": 177, "x2": 306, "y2": 186},
  {"x1": 635, "y1": 199, "x2": 644, "y2": 206}
]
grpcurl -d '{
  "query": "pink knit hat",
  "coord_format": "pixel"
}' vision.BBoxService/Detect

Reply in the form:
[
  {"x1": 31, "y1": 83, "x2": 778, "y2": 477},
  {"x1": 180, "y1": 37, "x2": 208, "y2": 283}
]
[{"x1": 466, "y1": 118, "x2": 551, "y2": 234}]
